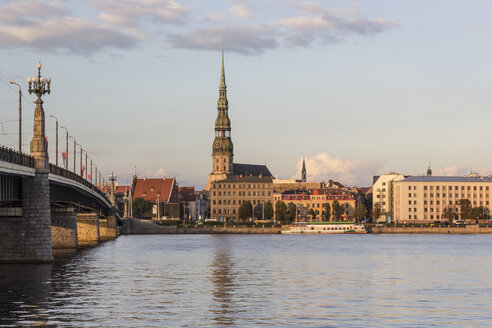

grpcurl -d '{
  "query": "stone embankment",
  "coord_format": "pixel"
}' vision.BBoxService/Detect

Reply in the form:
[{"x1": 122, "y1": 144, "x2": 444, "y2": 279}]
[
  {"x1": 369, "y1": 224, "x2": 492, "y2": 234},
  {"x1": 121, "y1": 218, "x2": 282, "y2": 234}
]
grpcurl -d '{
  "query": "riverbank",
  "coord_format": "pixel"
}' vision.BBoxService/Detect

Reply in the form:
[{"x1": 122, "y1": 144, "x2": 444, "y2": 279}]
[
  {"x1": 121, "y1": 218, "x2": 492, "y2": 235},
  {"x1": 368, "y1": 224, "x2": 492, "y2": 234},
  {"x1": 120, "y1": 218, "x2": 282, "y2": 234}
]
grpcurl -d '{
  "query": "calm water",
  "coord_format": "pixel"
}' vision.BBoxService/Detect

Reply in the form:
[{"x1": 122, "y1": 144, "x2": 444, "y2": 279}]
[{"x1": 0, "y1": 234, "x2": 491, "y2": 327}]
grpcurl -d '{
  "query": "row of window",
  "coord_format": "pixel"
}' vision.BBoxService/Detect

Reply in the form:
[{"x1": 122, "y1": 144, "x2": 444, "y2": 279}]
[
  {"x1": 213, "y1": 191, "x2": 271, "y2": 197},
  {"x1": 409, "y1": 193, "x2": 490, "y2": 198},
  {"x1": 214, "y1": 199, "x2": 266, "y2": 206},
  {"x1": 408, "y1": 185, "x2": 490, "y2": 191},
  {"x1": 213, "y1": 183, "x2": 272, "y2": 189}
]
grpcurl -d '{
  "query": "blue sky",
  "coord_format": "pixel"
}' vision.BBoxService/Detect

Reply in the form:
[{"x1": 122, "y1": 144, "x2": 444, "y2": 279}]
[{"x1": 1, "y1": 0, "x2": 492, "y2": 188}]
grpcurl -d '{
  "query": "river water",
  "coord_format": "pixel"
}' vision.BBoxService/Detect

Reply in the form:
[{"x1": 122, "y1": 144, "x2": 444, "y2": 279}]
[{"x1": 0, "y1": 234, "x2": 491, "y2": 327}]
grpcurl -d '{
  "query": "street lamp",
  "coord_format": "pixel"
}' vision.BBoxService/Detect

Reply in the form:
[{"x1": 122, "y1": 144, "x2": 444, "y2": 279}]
[
  {"x1": 69, "y1": 135, "x2": 76, "y2": 173},
  {"x1": 9, "y1": 81, "x2": 22, "y2": 153},
  {"x1": 49, "y1": 113, "x2": 59, "y2": 166},
  {"x1": 79, "y1": 145, "x2": 83, "y2": 176},
  {"x1": 27, "y1": 61, "x2": 51, "y2": 168},
  {"x1": 60, "y1": 125, "x2": 68, "y2": 169}
]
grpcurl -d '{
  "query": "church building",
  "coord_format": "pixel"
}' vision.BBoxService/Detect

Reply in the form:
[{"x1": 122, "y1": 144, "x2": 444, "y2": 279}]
[{"x1": 206, "y1": 52, "x2": 273, "y2": 221}]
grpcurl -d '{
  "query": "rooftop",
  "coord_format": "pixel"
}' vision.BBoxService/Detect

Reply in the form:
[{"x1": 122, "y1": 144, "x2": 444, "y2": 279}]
[{"x1": 400, "y1": 176, "x2": 492, "y2": 183}]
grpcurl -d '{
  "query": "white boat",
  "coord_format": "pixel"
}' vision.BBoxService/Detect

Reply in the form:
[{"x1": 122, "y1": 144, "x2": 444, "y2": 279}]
[{"x1": 281, "y1": 222, "x2": 367, "y2": 234}]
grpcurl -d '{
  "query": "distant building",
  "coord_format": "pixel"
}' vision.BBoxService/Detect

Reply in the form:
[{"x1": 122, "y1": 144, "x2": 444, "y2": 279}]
[
  {"x1": 273, "y1": 179, "x2": 325, "y2": 193},
  {"x1": 372, "y1": 172, "x2": 407, "y2": 222},
  {"x1": 394, "y1": 176, "x2": 492, "y2": 223},
  {"x1": 274, "y1": 188, "x2": 356, "y2": 221},
  {"x1": 205, "y1": 52, "x2": 274, "y2": 222},
  {"x1": 133, "y1": 177, "x2": 180, "y2": 219}
]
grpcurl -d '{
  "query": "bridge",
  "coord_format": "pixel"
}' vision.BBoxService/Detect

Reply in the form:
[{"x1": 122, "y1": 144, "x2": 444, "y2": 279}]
[{"x1": 0, "y1": 62, "x2": 120, "y2": 263}]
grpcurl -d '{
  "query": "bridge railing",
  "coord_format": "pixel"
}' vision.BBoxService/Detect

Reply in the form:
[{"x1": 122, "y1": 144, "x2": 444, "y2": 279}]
[
  {"x1": 49, "y1": 164, "x2": 110, "y2": 202},
  {"x1": 0, "y1": 146, "x2": 36, "y2": 168},
  {"x1": 0, "y1": 146, "x2": 111, "y2": 205}
]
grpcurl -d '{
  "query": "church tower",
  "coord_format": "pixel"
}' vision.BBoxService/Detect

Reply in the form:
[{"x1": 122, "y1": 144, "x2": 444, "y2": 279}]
[
  {"x1": 212, "y1": 50, "x2": 233, "y2": 174},
  {"x1": 205, "y1": 51, "x2": 234, "y2": 190}
]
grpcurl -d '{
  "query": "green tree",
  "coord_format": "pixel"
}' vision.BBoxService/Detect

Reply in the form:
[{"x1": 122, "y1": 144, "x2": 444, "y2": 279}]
[
  {"x1": 275, "y1": 201, "x2": 287, "y2": 221},
  {"x1": 332, "y1": 200, "x2": 344, "y2": 221},
  {"x1": 471, "y1": 206, "x2": 488, "y2": 223},
  {"x1": 132, "y1": 198, "x2": 153, "y2": 219},
  {"x1": 442, "y1": 207, "x2": 457, "y2": 224},
  {"x1": 264, "y1": 201, "x2": 274, "y2": 220},
  {"x1": 373, "y1": 202, "x2": 382, "y2": 222},
  {"x1": 238, "y1": 201, "x2": 253, "y2": 221},
  {"x1": 309, "y1": 208, "x2": 319, "y2": 221},
  {"x1": 323, "y1": 203, "x2": 331, "y2": 221},
  {"x1": 287, "y1": 203, "x2": 297, "y2": 222},
  {"x1": 458, "y1": 199, "x2": 473, "y2": 221},
  {"x1": 353, "y1": 203, "x2": 368, "y2": 223}
]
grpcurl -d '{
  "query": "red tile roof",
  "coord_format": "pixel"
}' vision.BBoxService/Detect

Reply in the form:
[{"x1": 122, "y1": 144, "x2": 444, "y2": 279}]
[
  {"x1": 116, "y1": 185, "x2": 130, "y2": 194},
  {"x1": 133, "y1": 178, "x2": 177, "y2": 202}
]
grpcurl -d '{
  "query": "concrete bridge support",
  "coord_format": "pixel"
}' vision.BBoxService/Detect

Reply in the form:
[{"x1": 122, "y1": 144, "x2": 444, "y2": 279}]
[
  {"x1": 51, "y1": 206, "x2": 78, "y2": 249},
  {"x1": 77, "y1": 212, "x2": 100, "y2": 246},
  {"x1": 99, "y1": 215, "x2": 118, "y2": 240},
  {"x1": 0, "y1": 170, "x2": 53, "y2": 263}
]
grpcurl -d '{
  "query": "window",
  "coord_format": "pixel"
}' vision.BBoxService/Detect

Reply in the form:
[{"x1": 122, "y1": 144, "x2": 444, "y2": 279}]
[
  {"x1": 409, "y1": 208, "x2": 412, "y2": 212},
  {"x1": 408, "y1": 193, "x2": 412, "y2": 197},
  {"x1": 436, "y1": 186, "x2": 440, "y2": 190},
  {"x1": 382, "y1": 182, "x2": 386, "y2": 186},
  {"x1": 424, "y1": 200, "x2": 427, "y2": 205},
  {"x1": 218, "y1": 200, "x2": 221, "y2": 205},
  {"x1": 408, "y1": 200, "x2": 412, "y2": 205},
  {"x1": 424, "y1": 186, "x2": 428, "y2": 190},
  {"x1": 408, "y1": 186, "x2": 411, "y2": 190},
  {"x1": 382, "y1": 202, "x2": 386, "y2": 205},
  {"x1": 213, "y1": 200, "x2": 216, "y2": 205},
  {"x1": 467, "y1": 186, "x2": 470, "y2": 190},
  {"x1": 474, "y1": 186, "x2": 477, "y2": 190},
  {"x1": 414, "y1": 186, "x2": 416, "y2": 190}
]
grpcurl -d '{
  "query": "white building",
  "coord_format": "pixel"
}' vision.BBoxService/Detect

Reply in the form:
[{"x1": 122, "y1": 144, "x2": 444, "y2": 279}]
[{"x1": 372, "y1": 172, "x2": 407, "y2": 222}]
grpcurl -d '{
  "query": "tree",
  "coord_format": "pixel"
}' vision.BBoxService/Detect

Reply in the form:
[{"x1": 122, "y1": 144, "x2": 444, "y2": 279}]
[
  {"x1": 132, "y1": 198, "x2": 153, "y2": 219},
  {"x1": 238, "y1": 201, "x2": 253, "y2": 221},
  {"x1": 442, "y1": 207, "x2": 457, "y2": 224},
  {"x1": 287, "y1": 203, "x2": 297, "y2": 222},
  {"x1": 309, "y1": 208, "x2": 319, "y2": 221},
  {"x1": 264, "y1": 201, "x2": 274, "y2": 220},
  {"x1": 323, "y1": 203, "x2": 331, "y2": 221},
  {"x1": 275, "y1": 201, "x2": 287, "y2": 221},
  {"x1": 471, "y1": 206, "x2": 489, "y2": 223},
  {"x1": 353, "y1": 203, "x2": 367, "y2": 223},
  {"x1": 373, "y1": 202, "x2": 382, "y2": 222},
  {"x1": 332, "y1": 200, "x2": 344, "y2": 221},
  {"x1": 458, "y1": 199, "x2": 473, "y2": 222}
]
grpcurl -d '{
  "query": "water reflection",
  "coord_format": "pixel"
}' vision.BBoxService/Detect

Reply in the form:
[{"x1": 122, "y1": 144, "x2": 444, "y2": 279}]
[
  {"x1": 210, "y1": 236, "x2": 236, "y2": 326},
  {"x1": 0, "y1": 264, "x2": 52, "y2": 327}
]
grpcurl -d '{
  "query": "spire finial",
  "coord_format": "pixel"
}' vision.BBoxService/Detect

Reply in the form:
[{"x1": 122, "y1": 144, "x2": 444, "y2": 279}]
[
  {"x1": 220, "y1": 45, "x2": 226, "y2": 89},
  {"x1": 427, "y1": 161, "x2": 432, "y2": 177},
  {"x1": 302, "y1": 156, "x2": 307, "y2": 182}
]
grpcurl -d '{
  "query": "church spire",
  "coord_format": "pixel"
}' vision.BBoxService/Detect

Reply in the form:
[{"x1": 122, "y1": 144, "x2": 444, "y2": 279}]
[
  {"x1": 220, "y1": 48, "x2": 226, "y2": 90},
  {"x1": 302, "y1": 157, "x2": 307, "y2": 182}
]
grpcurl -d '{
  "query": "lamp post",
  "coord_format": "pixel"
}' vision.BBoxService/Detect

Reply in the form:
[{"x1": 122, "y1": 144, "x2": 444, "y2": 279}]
[
  {"x1": 27, "y1": 61, "x2": 51, "y2": 168},
  {"x1": 69, "y1": 135, "x2": 76, "y2": 173},
  {"x1": 85, "y1": 151, "x2": 88, "y2": 180},
  {"x1": 95, "y1": 165, "x2": 98, "y2": 187},
  {"x1": 60, "y1": 126, "x2": 68, "y2": 169},
  {"x1": 90, "y1": 159, "x2": 93, "y2": 184},
  {"x1": 9, "y1": 81, "x2": 22, "y2": 153},
  {"x1": 49, "y1": 113, "x2": 58, "y2": 166},
  {"x1": 79, "y1": 145, "x2": 83, "y2": 176}
]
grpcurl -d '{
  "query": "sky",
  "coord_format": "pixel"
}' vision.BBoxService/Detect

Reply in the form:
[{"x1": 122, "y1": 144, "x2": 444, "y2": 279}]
[{"x1": 1, "y1": 0, "x2": 492, "y2": 188}]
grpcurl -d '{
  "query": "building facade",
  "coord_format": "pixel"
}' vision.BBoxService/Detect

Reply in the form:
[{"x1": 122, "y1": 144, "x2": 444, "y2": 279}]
[
  {"x1": 372, "y1": 172, "x2": 406, "y2": 222},
  {"x1": 211, "y1": 176, "x2": 273, "y2": 221},
  {"x1": 273, "y1": 188, "x2": 356, "y2": 221},
  {"x1": 394, "y1": 176, "x2": 492, "y2": 223}
]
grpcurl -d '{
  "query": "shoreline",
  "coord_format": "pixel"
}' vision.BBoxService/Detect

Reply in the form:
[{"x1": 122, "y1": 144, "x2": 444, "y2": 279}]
[{"x1": 121, "y1": 219, "x2": 492, "y2": 235}]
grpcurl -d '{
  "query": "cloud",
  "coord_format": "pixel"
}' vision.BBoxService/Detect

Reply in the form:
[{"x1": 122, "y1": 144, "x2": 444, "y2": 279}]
[
  {"x1": 91, "y1": 0, "x2": 191, "y2": 28},
  {"x1": 293, "y1": 153, "x2": 383, "y2": 186},
  {"x1": 271, "y1": 5, "x2": 398, "y2": 47},
  {"x1": 143, "y1": 167, "x2": 168, "y2": 178},
  {"x1": 229, "y1": 4, "x2": 252, "y2": 19},
  {"x1": 168, "y1": 25, "x2": 278, "y2": 55},
  {"x1": 0, "y1": 17, "x2": 137, "y2": 54},
  {"x1": 201, "y1": 13, "x2": 221, "y2": 22},
  {"x1": 0, "y1": 0, "x2": 67, "y2": 25},
  {"x1": 434, "y1": 165, "x2": 490, "y2": 177}
]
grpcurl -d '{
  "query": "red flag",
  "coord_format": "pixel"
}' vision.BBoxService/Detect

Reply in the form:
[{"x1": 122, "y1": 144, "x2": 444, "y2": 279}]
[
  {"x1": 82, "y1": 165, "x2": 86, "y2": 176},
  {"x1": 88, "y1": 174, "x2": 92, "y2": 179},
  {"x1": 62, "y1": 152, "x2": 67, "y2": 169}
]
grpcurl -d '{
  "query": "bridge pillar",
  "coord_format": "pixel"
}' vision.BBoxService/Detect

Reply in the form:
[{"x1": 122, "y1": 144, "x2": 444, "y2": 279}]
[
  {"x1": 77, "y1": 212, "x2": 100, "y2": 246},
  {"x1": 51, "y1": 206, "x2": 78, "y2": 249},
  {"x1": 99, "y1": 215, "x2": 118, "y2": 240},
  {"x1": 0, "y1": 170, "x2": 53, "y2": 263}
]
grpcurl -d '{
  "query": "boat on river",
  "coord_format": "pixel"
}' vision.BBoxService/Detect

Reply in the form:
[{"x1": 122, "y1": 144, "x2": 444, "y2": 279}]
[{"x1": 281, "y1": 222, "x2": 367, "y2": 234}]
